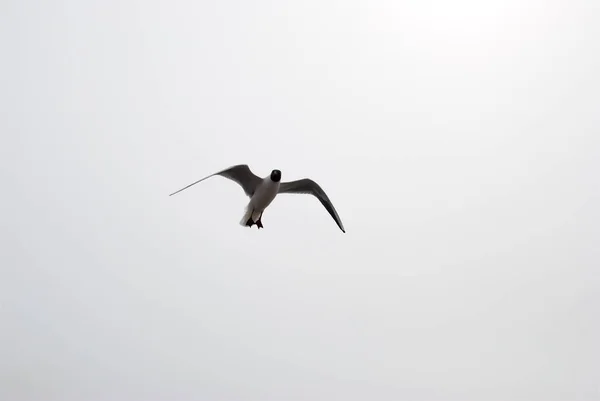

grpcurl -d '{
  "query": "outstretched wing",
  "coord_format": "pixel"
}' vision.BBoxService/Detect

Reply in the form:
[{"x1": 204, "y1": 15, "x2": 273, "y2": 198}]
[
  {"x1": 169, "y1": 164, "x2": 262, "y2": 197},
  {"x1": 278, "y1": 179, "x2": 345, "y2": 233}
]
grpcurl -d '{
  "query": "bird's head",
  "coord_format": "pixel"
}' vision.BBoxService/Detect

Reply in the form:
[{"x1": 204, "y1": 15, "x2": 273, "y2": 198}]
[{"x1": 270, "y1": 169, "x2": 281, "y2": 182}]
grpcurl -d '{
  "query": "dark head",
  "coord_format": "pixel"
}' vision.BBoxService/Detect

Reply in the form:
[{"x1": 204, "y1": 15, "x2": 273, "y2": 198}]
[{"x1": 270, "y1": 169, "x2": 281, "y2": 182}]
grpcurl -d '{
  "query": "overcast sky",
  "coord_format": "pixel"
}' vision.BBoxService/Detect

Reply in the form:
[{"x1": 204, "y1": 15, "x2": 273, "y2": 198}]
[{"x1": 2, "y1": 0, "x2": 599, "y2": 400}]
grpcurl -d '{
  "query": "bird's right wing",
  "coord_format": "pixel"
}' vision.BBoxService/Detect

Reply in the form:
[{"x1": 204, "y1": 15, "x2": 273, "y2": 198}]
[
  {"x1": 278, "y1": 178, "x2": 345, "y2": 233},
  {"x1": 169, "y1": 164, "x2": 262, "y2": 197}
]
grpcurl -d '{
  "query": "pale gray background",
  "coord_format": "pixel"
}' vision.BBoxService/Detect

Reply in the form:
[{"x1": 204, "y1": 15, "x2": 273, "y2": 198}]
[{"x1": 1, "y1": 0, "x2": 599, "y2": 400}]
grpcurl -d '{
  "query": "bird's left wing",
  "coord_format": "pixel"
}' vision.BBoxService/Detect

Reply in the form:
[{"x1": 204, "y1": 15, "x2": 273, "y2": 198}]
[
  {"x1": 278, "y1": 179, "x2": 345, "y2": 233},
  {"x1": 169, "y1": 164, "x2": 262, "y2": 197}
]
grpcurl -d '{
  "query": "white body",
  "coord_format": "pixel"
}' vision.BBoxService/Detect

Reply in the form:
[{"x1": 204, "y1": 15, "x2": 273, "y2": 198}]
[{"x1": 240, "y1": 177, "x2": 280, "y2": 224}]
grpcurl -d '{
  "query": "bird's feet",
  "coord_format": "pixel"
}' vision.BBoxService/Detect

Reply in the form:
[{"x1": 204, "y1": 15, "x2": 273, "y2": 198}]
[{"x1": 256, "y1": 219, "x2": 263, "y2": 229}]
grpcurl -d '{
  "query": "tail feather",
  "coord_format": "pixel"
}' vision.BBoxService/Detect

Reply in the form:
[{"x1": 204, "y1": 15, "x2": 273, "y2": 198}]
[{"x1": 240, "y1": 205, "x2": 254, "y2": 227}]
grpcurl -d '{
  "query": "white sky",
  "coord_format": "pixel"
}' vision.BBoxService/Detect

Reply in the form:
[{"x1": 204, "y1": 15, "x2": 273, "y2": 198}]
[{"x1": 1, "y1": 0, "x2": 599, "y2": 400}]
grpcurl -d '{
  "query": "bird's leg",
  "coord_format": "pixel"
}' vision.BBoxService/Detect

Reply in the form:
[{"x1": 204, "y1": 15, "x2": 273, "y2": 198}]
[
  {"x1": 245, "y1": 217, "x2": 255, "y2": 227},
  {"x1": 256, "y1": 212, "x2": 264, "y2": 229}
]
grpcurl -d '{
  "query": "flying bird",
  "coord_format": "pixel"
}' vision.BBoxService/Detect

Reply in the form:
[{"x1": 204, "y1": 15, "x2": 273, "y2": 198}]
[{"x1": 169, "y1": 164, "x2": 345, "y2": 233}]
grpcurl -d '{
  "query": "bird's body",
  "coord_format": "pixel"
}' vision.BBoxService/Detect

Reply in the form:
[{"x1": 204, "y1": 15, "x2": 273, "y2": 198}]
[
  {"x1": 169, "y1": 164, "x2": 345, "y2": 232},
  {"x1": 241, "y1": 175, "x2": 280, "y2": 227}
]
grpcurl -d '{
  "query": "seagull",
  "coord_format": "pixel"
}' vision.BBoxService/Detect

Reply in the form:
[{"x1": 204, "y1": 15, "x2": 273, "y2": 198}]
[{"x1": 169, "y1": 164, "x2": 345, "y2": 233}]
